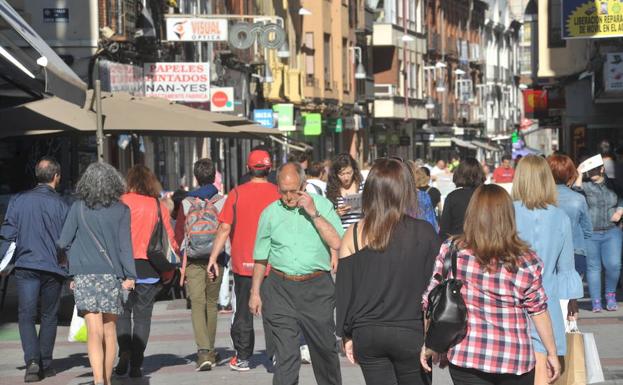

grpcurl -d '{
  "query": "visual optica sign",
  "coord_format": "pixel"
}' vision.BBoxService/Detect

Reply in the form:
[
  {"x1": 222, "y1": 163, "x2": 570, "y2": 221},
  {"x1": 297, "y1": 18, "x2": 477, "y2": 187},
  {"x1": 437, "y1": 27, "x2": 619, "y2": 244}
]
[
  {"x1": 563, "y1": 0, "x2": 623, "y2": 39},
  {"x1": 165, "y1": 17, "x2": 228, "y2": 41}
]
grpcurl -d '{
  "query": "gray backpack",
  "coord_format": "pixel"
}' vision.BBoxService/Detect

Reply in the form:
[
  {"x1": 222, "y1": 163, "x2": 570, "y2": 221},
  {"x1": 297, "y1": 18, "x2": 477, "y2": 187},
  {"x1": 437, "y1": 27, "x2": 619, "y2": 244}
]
[{"x1": 183, "y1": 195, "x2": 224, "y2": 259}]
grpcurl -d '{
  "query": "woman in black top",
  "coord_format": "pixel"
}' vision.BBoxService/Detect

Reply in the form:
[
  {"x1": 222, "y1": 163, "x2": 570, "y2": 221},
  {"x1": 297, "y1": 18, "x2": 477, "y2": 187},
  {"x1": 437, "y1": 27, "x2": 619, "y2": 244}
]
[
  {"x1": 336, "y1": 158, "x2": 441, "y2": 385},
  {"x1": 439, "y1": 157, "x2": 486, "y2": 239}
]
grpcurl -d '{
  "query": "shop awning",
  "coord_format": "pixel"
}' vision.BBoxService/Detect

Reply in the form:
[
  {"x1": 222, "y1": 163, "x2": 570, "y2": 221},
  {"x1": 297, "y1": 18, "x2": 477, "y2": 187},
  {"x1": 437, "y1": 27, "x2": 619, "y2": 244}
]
[
  {"x1": 0, "y1": 92, "x2": 278, "y2": 138},
  {"x1": 451, "y1": 137, "x2": 478, "y2": 150},
  {"x1": 0, "y1": 0, "x2": 87, "y2": 107},
  {"x1": 471, "y1": 140, "x2": 502, "y2": 152}
]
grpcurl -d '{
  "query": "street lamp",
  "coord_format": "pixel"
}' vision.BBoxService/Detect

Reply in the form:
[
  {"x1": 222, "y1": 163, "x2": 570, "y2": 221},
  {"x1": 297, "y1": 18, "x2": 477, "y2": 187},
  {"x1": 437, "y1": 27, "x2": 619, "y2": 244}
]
[
  {"x1": 436, "y1": 79, "x2": 446, "y2": 93},
  {"x1": 425, "y1": 97, "x2": 435, "y2": 110},
  {"x1": 349, "y1": 46, "x2": 367, "y2": 79},
  {"x1": 454, "y1": 68, "x2": 466, "y2": 76},
  {"x1": 298, "y1": 8, "x2": 312, "y2": 16},
  {"x1": 435, "y1": 61, "x2": 447, "y2": 69},
  {"x1": 401, "y1": 34, "x2": 415, "y2": 43},
  {"x1": 277, "y1": 40, "x2": 290, "y2": 58}
]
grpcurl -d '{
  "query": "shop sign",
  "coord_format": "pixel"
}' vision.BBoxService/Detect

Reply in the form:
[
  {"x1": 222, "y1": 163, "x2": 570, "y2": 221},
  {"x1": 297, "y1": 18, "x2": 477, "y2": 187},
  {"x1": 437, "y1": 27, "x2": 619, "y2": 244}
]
[
  {"x1": 604, "y1": 53, "x2": 623, "y2": 91},
  {"x1": 43, "y1": 8, "x2": 68, "y2": 23},
  {"x1": 522, "y1": 89, "x2": 548, "y2": 119},
  {"x1": 99, "y1": 60, "x2": 144, "y2": 95},
  {"x1": 229, "y1": 22, "x2": 286, "y2": 49},
  {"x1": 273, "y1": 104, "x2": 295, "y2": 131},
  {"x1": 253, "y1": 109, "x2": 274, "y2": 128},
  {"x1": 209, "y1": 87, "x2": 234, "y2": 111},
  {"x1": 166, "y1": 17, "x2": 228, "y2": 41},
  {"x1": 327, "y1": 118, "x2": 343, "y2": 133},
  {"x1": 563, "y1": 0, "x2": 623, "y2": 39},
  {"x1": 303, "y1": 113, "x2": 322, "y2": 136},
  {"x1": 144, "y1": 62, "x2": 210, "y2": 101}
]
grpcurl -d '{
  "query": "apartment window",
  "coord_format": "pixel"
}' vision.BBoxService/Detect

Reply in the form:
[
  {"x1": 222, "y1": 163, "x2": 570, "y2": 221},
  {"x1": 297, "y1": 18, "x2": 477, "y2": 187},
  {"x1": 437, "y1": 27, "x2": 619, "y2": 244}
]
[
  {"x1": 343, "y1": 39, "x2": 350, "y2": 92},
  {"x1": 324, "y1": 34, "x2": 332, "y2": 90},
  {"x1": 409, "y1": 62, "x2": 417, "y2": 98},
  {"x1": 548, "y1": 0, "x2": 566, "y2": 48},
  {"x1": 304, "y1": 32, "x2": 315, "y2": 86}
]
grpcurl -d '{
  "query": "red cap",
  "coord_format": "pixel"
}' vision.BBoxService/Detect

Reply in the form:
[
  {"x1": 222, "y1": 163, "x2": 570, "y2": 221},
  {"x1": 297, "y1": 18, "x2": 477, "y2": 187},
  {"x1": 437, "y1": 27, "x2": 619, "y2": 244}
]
[{"x1": 247, "y1": 150, "x2": 272, "y2": 170}]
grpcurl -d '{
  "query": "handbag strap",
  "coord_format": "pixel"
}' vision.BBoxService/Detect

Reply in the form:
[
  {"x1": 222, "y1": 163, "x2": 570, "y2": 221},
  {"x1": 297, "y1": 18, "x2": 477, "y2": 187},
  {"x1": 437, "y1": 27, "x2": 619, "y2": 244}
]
[
  {"x1": 441, "y1": 241, "x2": 457, "y2": 279},
  {"x1": 353, "y1": 222, "x2": 360, "y2": 252},
  {"x1": 154, "y1": 197, "x2": 163, "y2": 225},
  {"x1": 79, "y1": 201, "x2": 115, "y2": 269}
]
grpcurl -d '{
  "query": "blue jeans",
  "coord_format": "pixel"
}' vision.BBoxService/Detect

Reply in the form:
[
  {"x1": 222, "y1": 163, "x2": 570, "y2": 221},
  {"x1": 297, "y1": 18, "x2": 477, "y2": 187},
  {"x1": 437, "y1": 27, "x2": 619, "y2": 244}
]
[
  {"x1": 15, "y1": 268, "x2": 64, "y2": 368},
  {"x1": 586, "y1": 227, "x2": 623, "y2": 300},
  {"x1": 574, "y1": 253, "x2": 587, "y2": 277}
]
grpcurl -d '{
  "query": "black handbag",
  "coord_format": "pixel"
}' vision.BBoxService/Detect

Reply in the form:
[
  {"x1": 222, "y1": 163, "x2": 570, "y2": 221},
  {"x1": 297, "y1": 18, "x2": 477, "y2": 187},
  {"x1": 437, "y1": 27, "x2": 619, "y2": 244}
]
[
  {"x1": 425, "y1": 241, "x2": 468, "y2": 353},
  {"x1": 147, "y1": 199, "x2": 175, "y2": 273}
]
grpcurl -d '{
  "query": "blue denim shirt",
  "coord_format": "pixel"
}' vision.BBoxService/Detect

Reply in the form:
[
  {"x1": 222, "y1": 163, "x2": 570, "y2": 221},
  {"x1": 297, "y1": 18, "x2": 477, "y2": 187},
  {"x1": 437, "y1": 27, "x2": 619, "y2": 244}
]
[
  {"x1": 514, "y1": 203, "x2": 584, "y2": 356},
  {"x1": 556, "y1": 185, "x2": 592, "y2": 256},
  {"x1": 0, "y1": 185, "x2": 69, "y2": 276}
]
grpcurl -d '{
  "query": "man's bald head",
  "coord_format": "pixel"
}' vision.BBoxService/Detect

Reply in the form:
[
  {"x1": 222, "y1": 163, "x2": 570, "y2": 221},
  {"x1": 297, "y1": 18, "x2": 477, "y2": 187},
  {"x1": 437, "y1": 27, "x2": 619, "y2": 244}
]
[
  {"x1": 35, "y1": 156, "x2": 61, "y2": 186},
  {"x1": 277, "y1": 162, "x2": 306, "y2": 208}
]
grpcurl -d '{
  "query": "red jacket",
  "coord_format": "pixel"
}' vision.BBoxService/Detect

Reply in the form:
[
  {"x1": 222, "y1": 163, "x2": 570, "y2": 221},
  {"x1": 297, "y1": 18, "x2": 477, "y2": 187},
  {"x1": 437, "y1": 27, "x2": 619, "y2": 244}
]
[{"x1": 121, "y1": 192, "x2": 179, "y2": 260}]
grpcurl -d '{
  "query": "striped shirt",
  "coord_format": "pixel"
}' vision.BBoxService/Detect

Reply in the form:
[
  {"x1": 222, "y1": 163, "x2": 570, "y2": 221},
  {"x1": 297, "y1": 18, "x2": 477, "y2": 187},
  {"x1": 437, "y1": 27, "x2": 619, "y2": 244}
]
[{"x1": 335, "y1": 183, "x2": 364, "y2": 230}]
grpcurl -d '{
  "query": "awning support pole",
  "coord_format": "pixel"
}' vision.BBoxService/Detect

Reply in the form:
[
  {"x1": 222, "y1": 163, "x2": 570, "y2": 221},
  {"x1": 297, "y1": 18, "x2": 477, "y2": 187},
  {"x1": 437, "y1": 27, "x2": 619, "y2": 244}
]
[{"x1": 95, "y1": 80, "x2": 104, "y2": 162}]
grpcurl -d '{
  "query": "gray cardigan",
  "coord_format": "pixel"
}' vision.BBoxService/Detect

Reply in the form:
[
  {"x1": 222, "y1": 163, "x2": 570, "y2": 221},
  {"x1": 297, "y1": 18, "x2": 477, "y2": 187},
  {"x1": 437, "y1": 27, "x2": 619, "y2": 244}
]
[{"x1": 58, "y1": 200, "x2": 136, "y2": 280}]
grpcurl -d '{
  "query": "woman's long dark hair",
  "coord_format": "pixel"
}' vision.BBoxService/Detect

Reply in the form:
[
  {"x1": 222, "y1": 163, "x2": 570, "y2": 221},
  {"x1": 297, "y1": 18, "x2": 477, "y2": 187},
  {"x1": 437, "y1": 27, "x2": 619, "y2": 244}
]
[
  {"x1": 361, "y1": 159, "x2": 414, "y2": 251},
  {"x1": 326, "y1": 153, "x2": 363, "y2": 205}
]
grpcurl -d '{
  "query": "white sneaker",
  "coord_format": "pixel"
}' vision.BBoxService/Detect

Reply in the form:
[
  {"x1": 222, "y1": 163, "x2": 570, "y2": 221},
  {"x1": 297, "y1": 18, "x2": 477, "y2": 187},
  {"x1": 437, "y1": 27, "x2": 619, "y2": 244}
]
[{"x1": 300, "y1": 344, "x2": 312, "y2": 364}]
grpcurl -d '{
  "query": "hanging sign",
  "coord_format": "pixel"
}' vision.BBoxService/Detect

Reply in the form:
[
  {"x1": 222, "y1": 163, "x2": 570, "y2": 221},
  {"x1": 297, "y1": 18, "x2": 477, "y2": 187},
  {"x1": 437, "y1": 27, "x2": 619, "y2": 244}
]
[
  {"x1": 303, "y1": 113, "x2": 322, "y2": 136},
  {"x1": 253, "y1": 109, "x2": 275, "y2": 128},
  {"x1": 144, "y1": 62, "x2": 210, "y2": 101},
  {"x1": 604, "y1": 53, "x2": 623, "y2": 91},
  {"x1": 273, "y1": 103, "x2": 295, "y2": 131},
  {"x1": 563, "y1": 0, "x2": 623, "y2": 39},
  {"x1": 165, "y1": 17, "x2": 228, "y2": 41},
  {"x1": 210, "y1": 87, "x2": 234, "y2": 111}
]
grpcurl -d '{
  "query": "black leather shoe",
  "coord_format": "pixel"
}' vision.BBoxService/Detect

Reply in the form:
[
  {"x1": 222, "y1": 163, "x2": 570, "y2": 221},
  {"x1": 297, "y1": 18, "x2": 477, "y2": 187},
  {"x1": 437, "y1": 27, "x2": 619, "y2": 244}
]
[
  {"x1": 114, "y1": 352, "x2": 130, "y2": 376},
  {"x1": 129, "y1": 367, "x2": 142, "y2": 378},
  {"x1": 24, "y1": 360, "x2": 42, "y2": 383},
  {"x1": 42, "y1": 367, "x2": 56, "y2": 378}
]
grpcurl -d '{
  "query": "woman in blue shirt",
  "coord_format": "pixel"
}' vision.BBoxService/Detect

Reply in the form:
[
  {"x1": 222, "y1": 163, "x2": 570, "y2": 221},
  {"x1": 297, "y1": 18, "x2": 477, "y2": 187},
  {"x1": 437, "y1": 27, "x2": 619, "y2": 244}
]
[
  {"x1": 512, "y1": 155, "x2": 583, "y2": 385},
  {"x1": 546, "y1": 154, "x2": 593, "y2": 276}
]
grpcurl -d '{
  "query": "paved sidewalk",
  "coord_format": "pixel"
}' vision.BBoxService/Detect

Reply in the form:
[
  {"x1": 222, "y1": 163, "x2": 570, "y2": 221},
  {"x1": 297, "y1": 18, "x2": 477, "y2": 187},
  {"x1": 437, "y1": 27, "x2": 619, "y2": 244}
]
[{"x1": 0, "y1": 286, "x2": 622, "y2": 384}]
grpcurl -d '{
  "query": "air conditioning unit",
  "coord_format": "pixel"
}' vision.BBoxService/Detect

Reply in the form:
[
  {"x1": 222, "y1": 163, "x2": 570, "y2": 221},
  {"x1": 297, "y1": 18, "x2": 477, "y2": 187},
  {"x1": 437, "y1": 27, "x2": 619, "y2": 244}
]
[{"x1": 374, "y1": 84, "x2": 396, "y2": 97}]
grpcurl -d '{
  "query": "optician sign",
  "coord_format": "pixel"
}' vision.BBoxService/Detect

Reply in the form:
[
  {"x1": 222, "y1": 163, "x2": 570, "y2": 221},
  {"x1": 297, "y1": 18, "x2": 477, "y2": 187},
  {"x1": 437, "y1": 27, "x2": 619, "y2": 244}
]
[
  {"x1": 563, "y1": 0, "x2": 623, "y2": 39},
  {"x1": 144, "y1": 62, "x2": 210, "y2": 101},
  {"x1": 165, "y1": 17, "x2": 228, "y2": 41},
  {"x1": 210, "y1": 87, "x2": 234, "y2": 111}
]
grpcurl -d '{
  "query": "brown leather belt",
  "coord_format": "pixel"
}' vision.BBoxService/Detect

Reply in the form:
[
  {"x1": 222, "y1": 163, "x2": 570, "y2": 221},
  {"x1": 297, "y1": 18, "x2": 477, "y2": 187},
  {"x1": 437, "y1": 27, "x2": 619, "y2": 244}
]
[{"x1": 271, "y1": 269, "x2": 326, "y2": 282}]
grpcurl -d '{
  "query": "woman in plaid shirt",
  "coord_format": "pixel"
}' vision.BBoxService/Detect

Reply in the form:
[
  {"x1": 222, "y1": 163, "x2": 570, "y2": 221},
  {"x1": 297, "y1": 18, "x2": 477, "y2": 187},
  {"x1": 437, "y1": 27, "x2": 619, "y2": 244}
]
[{"x1": 421, "y1": 185, "x2": 561, "y2": 385}]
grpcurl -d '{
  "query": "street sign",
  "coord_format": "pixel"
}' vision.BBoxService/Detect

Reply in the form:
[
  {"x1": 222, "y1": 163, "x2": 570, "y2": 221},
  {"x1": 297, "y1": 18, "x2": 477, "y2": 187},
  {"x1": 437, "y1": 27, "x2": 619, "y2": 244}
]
[
  {"x1": 165, "y1": 17, "x2": 228, "y2": 41},
  {"x1": 210, "y1": 87, "x2": 234, "y2": 111},
  {"x1": 253, "y1": 109, "x2": 274, "y2": 128},
  {"x1": 144, "y1": 62, "x2": 210, "y2": 101}
]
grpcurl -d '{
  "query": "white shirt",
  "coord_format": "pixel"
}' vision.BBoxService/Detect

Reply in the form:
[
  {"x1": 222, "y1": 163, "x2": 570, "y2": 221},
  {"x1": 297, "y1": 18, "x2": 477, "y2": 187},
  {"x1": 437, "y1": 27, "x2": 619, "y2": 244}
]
[{"x1": 306, "y1": 179, "x2": 327, "y2": 196}]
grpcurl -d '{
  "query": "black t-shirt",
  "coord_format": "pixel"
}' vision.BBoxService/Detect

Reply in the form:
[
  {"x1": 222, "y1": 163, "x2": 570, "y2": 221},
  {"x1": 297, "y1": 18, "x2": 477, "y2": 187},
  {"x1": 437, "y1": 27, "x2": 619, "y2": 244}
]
[
  {"x1": 439, "y1": 187, "x2": 476, "y2": 240},
  {"x1": 335, "y1": 217, "x2": 441, "y2": 338},
  {"x1": 418, "y1": 186, "x2": 441, "y2": 209}
]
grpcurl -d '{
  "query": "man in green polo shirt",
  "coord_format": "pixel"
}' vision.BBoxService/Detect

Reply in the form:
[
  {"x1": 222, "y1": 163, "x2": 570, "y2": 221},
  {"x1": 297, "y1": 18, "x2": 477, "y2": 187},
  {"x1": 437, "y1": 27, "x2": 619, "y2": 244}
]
[{"x1": 250, "y1": 162, "x2": 344, "y2": 385}]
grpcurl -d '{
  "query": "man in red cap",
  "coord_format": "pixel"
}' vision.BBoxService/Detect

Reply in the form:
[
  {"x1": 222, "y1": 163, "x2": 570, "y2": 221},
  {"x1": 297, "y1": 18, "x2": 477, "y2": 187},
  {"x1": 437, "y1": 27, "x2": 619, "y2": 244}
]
[{"x1": 206, "y1": 148, "x2": 281, "y2": 371}]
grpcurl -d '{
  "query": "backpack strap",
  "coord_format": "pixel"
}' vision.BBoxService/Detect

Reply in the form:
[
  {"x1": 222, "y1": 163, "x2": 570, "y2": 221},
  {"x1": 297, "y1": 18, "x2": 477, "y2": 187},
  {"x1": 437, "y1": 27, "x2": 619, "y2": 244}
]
[{"x1": 441, "y1": 241, "x2": 456, "y2": 280}]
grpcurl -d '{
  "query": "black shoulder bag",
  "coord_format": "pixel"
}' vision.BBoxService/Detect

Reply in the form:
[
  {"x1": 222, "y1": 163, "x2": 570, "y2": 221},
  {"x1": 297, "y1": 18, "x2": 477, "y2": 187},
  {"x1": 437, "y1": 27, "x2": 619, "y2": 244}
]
[
  {"x1": 147, "y1": 198, "x2": 175, "y2": 273},
  {"x1": 425, "y1": 241, "x2": 468, "y2": 353}
]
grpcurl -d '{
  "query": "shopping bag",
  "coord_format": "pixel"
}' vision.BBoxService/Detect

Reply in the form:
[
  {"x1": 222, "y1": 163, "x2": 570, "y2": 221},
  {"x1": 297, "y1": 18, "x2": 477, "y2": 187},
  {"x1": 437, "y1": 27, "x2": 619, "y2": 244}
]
[
  {"x1": 67, "y1": 306, "x2": 87, "y2": 343},
  {"x1": 554, "y1": 320, "x2": 586, "y2": 385},
  {"x1": 583, "y1": 332, "x2": 605, "y2": 384},
  {"x1": 432, "y1": 361, "x2": 453, "y2": 385}
]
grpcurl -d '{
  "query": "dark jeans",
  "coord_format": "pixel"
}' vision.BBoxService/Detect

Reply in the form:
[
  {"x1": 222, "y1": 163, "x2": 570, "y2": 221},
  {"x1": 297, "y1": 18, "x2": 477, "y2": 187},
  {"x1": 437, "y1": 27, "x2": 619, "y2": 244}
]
[
  {"x1": 231, "y1": 273, "x2": 275, "y2": 360},
  {"x1": 116, "y1": 283, "x2": 161, "y2": 368},
  {"x1": 449, "y1": 364, "x2": 535, "y2": 385},
  {"x1": 261, "y1": 271, "x2": 341, "y2": 385},
  {"x1": 574, "y1": 253, "x2": 586, "y2": 277},
  {"x1": 352, "y1": 325, "x2": 426, "y2": 385},
  {"x1": 15, "y1": 268, "x2": 64, "y2": 368}
]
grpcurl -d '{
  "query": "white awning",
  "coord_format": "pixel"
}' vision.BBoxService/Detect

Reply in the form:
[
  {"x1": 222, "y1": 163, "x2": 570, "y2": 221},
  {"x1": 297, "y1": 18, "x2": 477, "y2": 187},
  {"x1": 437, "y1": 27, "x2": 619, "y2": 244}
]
[{"x1": 471, "y1": 140, "x2": 502, "y2": 152}]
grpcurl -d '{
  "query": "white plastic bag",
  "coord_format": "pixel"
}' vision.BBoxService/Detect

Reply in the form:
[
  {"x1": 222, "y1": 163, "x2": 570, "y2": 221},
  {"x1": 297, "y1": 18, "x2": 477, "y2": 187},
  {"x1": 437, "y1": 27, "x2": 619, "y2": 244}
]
[
  {"x1": 67, "y1": 306, "x2": 87, "y2": 342},
  {"x1": 583, "y1": 332, "x2": 604, "y2": 384}
]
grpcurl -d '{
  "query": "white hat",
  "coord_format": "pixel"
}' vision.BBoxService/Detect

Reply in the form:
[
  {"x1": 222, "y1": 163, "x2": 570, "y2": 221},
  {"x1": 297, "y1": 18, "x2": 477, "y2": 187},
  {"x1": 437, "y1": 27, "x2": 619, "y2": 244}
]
[{"x1": 578, "y1": 154, "x2": 604, "y2": 174}]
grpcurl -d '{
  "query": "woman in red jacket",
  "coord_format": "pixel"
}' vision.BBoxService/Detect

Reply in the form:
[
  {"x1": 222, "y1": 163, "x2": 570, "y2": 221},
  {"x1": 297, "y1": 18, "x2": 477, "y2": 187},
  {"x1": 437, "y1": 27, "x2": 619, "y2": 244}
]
[{"x1": 115, "y1": 165, "x2": 179, "y2": 378}]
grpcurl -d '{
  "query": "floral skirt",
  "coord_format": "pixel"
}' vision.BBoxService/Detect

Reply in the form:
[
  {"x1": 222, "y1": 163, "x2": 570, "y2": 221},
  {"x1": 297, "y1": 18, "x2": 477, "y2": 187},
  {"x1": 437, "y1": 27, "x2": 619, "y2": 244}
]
[{"x1": 74, "y1": 274, "x2": 123, "y2": 316}]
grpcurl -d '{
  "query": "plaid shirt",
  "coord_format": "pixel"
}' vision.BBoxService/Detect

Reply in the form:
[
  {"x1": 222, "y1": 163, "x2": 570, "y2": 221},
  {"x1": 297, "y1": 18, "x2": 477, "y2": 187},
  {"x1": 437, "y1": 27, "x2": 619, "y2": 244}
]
[{"x1": 422, "y1": 241, "x2": 548, "y2": 375}]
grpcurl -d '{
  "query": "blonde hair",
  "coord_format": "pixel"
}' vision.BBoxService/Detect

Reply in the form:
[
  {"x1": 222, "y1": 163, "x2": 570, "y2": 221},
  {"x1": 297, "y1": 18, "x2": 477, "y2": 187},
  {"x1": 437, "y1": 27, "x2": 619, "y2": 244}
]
[
  {"x1": 511, "y1": 155, "x2": 557, "y2": 209},
  {"x1": 406, "y1": 160, "x2": 430, "y2": 188}
]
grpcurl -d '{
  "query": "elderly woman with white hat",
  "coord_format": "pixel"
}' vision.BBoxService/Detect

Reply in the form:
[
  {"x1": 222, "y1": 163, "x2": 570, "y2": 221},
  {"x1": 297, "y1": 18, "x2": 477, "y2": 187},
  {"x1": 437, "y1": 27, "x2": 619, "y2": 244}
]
[{"x1": 575, "y1": 154, "x2": 623, "y2": 312}]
